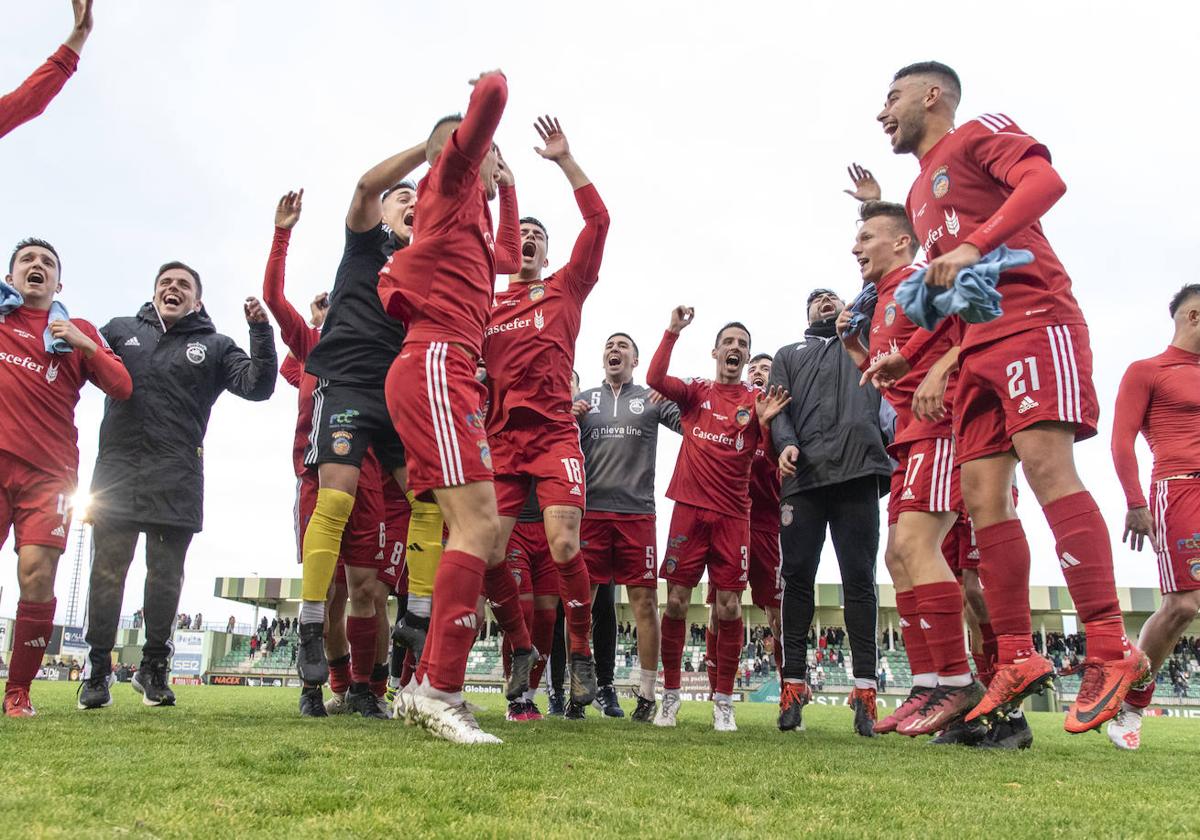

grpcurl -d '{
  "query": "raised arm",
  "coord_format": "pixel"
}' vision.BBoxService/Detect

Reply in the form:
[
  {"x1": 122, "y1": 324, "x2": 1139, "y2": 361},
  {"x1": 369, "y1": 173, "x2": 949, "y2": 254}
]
[
  {"x1": 262, "y1": 190, "x2": 316, "y2": 358},
  {"x1": 346, "y1": 142, "x2": 426, "y2": 233},
  {"x1": 645, "y1": 307, "x2": 695, "y2": 404},
  {"x1": 454, "y1": 71, "x2": 508, "y2": 165},
  {"x1": 222, "y1": 300, "x2": 278, "y2": 401},
  {"x1": 493, "y1": 152, "x2": 521, "y2": 275}
]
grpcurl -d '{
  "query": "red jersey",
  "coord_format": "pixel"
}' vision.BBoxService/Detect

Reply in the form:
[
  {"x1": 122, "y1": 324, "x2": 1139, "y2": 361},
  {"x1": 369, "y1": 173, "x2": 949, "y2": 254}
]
[
  {"x1": 905, "y1": 114, "x2": 1085, "y2": 351},
  {"x1": 483, "y1": 184, "x2": 609, "y2": 434},
  {"x1": 1, "y1": 45, "x2": 78, "y2": 140},
  {"x1": 378, "y1": 75, "x2": 520, "y2": 358},
  {"x1": 749, "y1": 444, "x2": 779, "y2": 532},
  {"x1": 647, "y1": 331, "x2": 763, "y2": 518},
  {"x1": 1111, "y1": 345, "x2": 1200, "y2": 508},
  {"x1": 0, "y1": 306, "x2": 131, "y2": 475}
]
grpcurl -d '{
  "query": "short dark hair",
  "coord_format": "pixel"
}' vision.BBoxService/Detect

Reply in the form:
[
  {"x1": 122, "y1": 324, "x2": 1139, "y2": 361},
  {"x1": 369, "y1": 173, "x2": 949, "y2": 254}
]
[
  {"x1": 860, "y1": 200, "x2": 918, "y2": 257},
  {"x1": 9, "y1": 237, "x2": 60, "y2": 274},
  {"x1": 520, "y1": 216, "x2": 548, "y2": 239},
  {"x1": 715, "y1": 321, "x2": 751, "y2": 348},
  {"x1": 156, "y1": 261, "x2": 203, "y2": 297},
  {"x1": 606, "y1": 331, "x2": 639, "y2": 357},
  {"x1": 427, "y1": 113, "x2": 463, "y2": 143},
  {"x1": 750, "y1": 353, "x2": 773, "y2": 364},
  {"x1": 893, "y1": 61, "x2": 961, "y2": 104},
  {"x1": 1169, "y1": 283, "x2": 1200, "y2": 318},
  {"x1": 382, "y1": 180, "x2": 417, "y2": 201}
]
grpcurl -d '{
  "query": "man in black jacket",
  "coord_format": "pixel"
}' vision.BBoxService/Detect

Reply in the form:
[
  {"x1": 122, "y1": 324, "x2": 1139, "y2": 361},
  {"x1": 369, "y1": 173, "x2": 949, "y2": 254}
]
[
  {"x1": 769, "y1": 289, "x2": 892, "y2": 737},
  {"x1": 78, "y1": 262, "x2": 277, "y2": 709}
]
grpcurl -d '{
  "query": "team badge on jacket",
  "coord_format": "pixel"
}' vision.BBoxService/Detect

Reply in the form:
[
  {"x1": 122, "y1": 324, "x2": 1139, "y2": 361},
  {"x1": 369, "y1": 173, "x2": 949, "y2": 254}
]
[{"x1": 186, "y1": 341, "x2": 207, "y2": 365}]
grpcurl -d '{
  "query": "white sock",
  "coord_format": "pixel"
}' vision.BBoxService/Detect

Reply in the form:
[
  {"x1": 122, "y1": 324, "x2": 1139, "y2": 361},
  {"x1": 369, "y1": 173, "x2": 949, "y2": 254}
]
[
  {"x1": 784, "y1": 677, "x2": 806, "y2": 685},
  {"x1": 299, "y1": 600, "x2": 325, "y2": 624},
  {"x1": 408, "y1": 595, "x2": 432, "y2": 619},
  {"x1": 1008, "y1": 708, "x2": 1025, "y2": 720},
  {"x1": 913, "y1": 672, "x2": 938, "y2": 688},
  {"x1": 523, "y1": 689, "x2": 536, "y2": 702},
  {"x1": 714, "y1": 692, "x2": 732, "y2": 704},
  {"x1": 639, "y1": 668, "x2": 657, "y2": 699},
  {"x1": 416, "y1": 675, "x2": 462, "y2": 707},
  {"x1": 854, "y1": 678, "x2": 877, "y2": 690},
  {"x1": 939, "y1": 672, "x2": 974, "y2": 688}
]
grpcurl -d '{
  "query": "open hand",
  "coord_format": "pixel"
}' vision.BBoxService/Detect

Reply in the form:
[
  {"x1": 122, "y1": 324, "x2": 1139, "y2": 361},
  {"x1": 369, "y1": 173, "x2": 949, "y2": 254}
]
[
  {"x1": 755, "y1": 385, "x2": 792, "y2": 425},
  {"x1": 844, "y1": 163, "x2": 881, "y2": 201},
  {"x1": 533, "y1": 115, "x2": 570, "y2": 162},
  {"x1": 275, "y1": 189, "x2": 303, "y2": 230},
  {"x1": 860, "y1": 351, "x2": 910, "y2": 389},
  {"x1": 1122, "y1": 507, "x2": 1157, "y2": 552}
]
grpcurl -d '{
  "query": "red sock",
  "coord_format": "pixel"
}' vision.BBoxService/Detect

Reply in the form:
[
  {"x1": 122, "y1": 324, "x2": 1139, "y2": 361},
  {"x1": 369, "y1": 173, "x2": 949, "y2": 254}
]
[
  {"x1": 401, "y1": 649, "x2": 415, "y2": 686},
  {"x1": 556, "y1": 552, "x2": 592, "y2": 656},
  {"x1": 529, "y1": 606, "x2": 557, "y2": 690},
  {"x1": 6, "y1": 599, "x2": 55, "y2": 693},
  {"x1": 1044, "y1": 491, "x2": 1128, "y2": 660},
  {"x1": 370, "y1": 663, "x2": 388, "y2": 698},
  {"x1": 896, "y1": 589, "x2": 936, "y2": 675},
  {"x1": 660, "y1": 615, "x2": 685, "y2": 691},
  {"x1": 484, "y1": 565, "x2": 532, "y2": 652},
  {"x1": 329, "y1": 653, "x2": 351, "y2": 695},
  {"x1": 520, "y1": 598, "x2": 535, "y2": 650},
  {"x1": 1125, "y1": 680, "x2": 1157, "y2": 709},
  {"x1": 715, "y1": 617, "x2": 743, "y2": 696},
  {"x1": 422, "y1": 550, "x2": 486, "y2": 694},
  {"x1": 347, "y1": 615, "x2": 376, "y2": 684},
  {"x1": 976, "y1": 621, "x2": 998, "y2": 687},
  {"x1": 976, "y1": 520, "x2": 1034, "y2": 664},
  {"x1": 913, "y1": 582, "x2": 971, "y2": 678}
]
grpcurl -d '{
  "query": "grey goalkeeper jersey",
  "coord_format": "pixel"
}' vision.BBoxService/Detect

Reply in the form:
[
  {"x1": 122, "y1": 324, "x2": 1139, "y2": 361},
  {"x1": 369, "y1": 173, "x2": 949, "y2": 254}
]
[{"x1": 575, "y1": 381, "x2": 682, "y2": 514}]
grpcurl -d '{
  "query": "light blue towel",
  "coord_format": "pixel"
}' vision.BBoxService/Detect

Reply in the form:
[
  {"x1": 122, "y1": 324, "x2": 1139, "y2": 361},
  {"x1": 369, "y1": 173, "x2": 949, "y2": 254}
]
[
  {"x1": 0, "y1": 279, "x2": 75, "y2": 353},
  {"x1": 0, "y1": 279, "x2": 21, "y2": 313},
  {"x1": 895, "y1": 246, "x2": 1034, "y2": 330},
  {"x1": 842, "y1": 282, "x2": 878, "y2": 339}
]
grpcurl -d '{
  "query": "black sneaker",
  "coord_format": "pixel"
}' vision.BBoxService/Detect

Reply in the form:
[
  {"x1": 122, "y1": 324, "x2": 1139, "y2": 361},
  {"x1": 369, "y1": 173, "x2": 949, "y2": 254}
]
[
  {"x1": 546, "y1": 689, "x2": 566, "y2": 717},
  {"x1": 778, "y1": 681, "x2": 811, "y2": 732},
  {"x1": 392, "y1": 613, "x2": 430, "y2": 664},
  {"x1": 347, "y1": 682, "x2": 389, "y2": 719},
  {"x1": 928, "y1": 717, "x2": 988, "y2": 746},
  {"x1": 131, "y1": 659, "x2": 175, "y2": 707},
  {"x1": 77, "y1": 672, "x2": 113, "y2": 710},
  {"x1": 564, "y1": 699, "x2": 587, "y2": 720},
  {"x1": 979, "y1": 713, "x2": 1034, "y2": 750},
  {"x1": 630, "y1": 690, "x2": 656, "y2": 723},
  {"x1": 506, "y1": 648, "x2": 534, "y2": 701},
  {"x1": 299, "y1": 684, "x2": 328, "y2": 717},
  {"x1": 568, "y1": 653, "x2": 598, "y2": 706},
  {"x1": 593, "y1": 684, "x2": 625, "y2": 718},
  {"x1": 296, "y1": 621, "x2": 329, "y2": 686}
]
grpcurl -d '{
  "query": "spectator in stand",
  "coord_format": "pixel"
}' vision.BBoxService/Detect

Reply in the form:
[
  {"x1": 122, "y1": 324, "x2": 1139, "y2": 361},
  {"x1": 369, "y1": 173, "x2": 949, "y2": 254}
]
[
  {"x1": 193, "y1": 613, "x2": 202, "y2": 630},
  {"x1": 226, "y1": 616, "x2": 235, "y2": 634},
  {"x1": 878, "y1": 667, "x2": 887, "y2": 692}
]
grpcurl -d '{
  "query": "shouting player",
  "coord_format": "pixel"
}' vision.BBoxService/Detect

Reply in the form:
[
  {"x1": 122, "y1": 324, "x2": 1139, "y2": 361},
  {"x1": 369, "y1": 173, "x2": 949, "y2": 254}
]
[
  {"x1": 1107, "y1": 284, "x2": 1200, "y2": 749},
  {"x1": 377, "y1": 71, "x2": 521, "y2": 744},
  {"x1": 648, "y1": 307, "x2": 790, "y2": 732},
  {"x1": 483, "y1": 114, "x2": 610, "y2": 712},
  {"x1": 869, "y1": 61, "x2": 1148, "y2": 732},
  {"x1": 1, "y1": 237, "x2": 131, "y2": 716},
  {"x1": 1, "y1": 1, "x2": 93, "y2": 141}
]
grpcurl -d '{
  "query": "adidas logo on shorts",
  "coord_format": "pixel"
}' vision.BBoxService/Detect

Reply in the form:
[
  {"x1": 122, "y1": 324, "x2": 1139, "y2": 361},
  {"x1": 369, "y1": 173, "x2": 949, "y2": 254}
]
[
  {"x1": 1017, "y1": 395, "x2": 1039, "y2": 414},
  {"x1": 570, "y1": 485, "x2": 582, "y2": 496},
  {"x1": 51, "y1": 525, "x2": 66, "y2": 537},
  {"x1": 454, "y1": 614, "x2": 479, "y2": 630},
  {"x1": 900, "y1": 488, "x2": 915, "y2": 501}
]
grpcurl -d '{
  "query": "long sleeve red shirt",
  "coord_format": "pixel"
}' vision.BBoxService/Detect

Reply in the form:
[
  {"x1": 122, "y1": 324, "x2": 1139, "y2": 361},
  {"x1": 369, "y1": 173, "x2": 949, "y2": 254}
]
[{"x1": 1, "y1": 45, "x2": 79, "y2": 140}]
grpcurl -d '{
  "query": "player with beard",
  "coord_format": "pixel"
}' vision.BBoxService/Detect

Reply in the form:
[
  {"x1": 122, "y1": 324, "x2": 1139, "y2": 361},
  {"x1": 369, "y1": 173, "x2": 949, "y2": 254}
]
[
  {"x1": 377, "y1": 71, "x2": 521, "y2": 744},
  {"x1": 868, "y1": 61, "x2": 1148, "y2": 733},
  {"x1": 1107, "y1": 284, "x2": 1200, "y2": 750},
  {"x1": 482, "y1": 115, "x2": 610, "y2": 711},
  {"x1": 292, "y1": 138, "x2": 426, "y2": 718},
  {"x1": 0, "y1": 238, "x2": 131, "y2": 716},
  {"x1": 1, "y1": 1, "x2": 93, "y2": 141},
  {"x1": 648, "y1": 307, "x2": 790, "y2": 732},
  {"x1": 745, "y1": 353, "x2": 783, "y2": 671}
]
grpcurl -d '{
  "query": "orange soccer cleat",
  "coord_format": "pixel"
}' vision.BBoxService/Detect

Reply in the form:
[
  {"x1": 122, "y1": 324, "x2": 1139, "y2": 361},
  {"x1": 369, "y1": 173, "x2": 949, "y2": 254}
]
[
  {"x1": 1063, "y1": 648, "x2": 1151, "y2": 734},
  {"x1": 964, "y1": 653, "x2": 1054, "y2": 723}
]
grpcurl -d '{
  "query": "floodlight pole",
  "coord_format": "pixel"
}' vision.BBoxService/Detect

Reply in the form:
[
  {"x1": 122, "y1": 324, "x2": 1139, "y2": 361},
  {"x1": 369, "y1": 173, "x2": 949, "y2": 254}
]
[{"x1": 65, "y1": 520, "x2": 90, "y2": 627}]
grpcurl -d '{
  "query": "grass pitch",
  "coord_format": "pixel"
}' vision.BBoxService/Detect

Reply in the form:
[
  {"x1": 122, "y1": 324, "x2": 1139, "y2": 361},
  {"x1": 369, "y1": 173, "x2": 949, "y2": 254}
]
[{"x1": 0, "y1": 682, "x2": 1196, "y2": 838}]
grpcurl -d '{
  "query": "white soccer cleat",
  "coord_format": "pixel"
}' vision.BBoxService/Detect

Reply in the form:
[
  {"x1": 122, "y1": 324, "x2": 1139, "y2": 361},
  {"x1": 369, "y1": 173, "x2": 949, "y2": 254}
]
[
  {"x1": 410, "y1": 691, "x2": 502, "y2": 745},
  {"x1": 713, "y1": 699, "x2": 738, "y2": 732},
  {"x1": 324, "y1": 691, "x2": 349, "y2": 715},
  {"x1": 1106, "y1": 703, "x2": 1143, "y2": 751},
  {"x1": 392, "y1": 681, "x2": 417, "y2": 723},
  {"x1": 654, "y1": 690, "x2": 681, "y2": 727}
]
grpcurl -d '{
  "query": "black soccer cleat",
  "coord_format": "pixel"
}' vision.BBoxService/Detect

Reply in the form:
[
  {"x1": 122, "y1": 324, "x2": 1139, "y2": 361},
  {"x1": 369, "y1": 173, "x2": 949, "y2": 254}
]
[
  {"x1": 299, "y1": 684, "x2": 328, "y2": 718},
  {"x1": 630, "y1": 691, "x2": 656, "y2": 724},
  {"x1": 593, "y1": 684, "x2": 625, "y2": 718},
  {"x1": 927, "y1": 717, "x2": 988, "y2": 746},
  {"x1": 546, "y1": 689, "x2": 566, "y2": 717},
  {"x1": 296, "y1": 621, "x2": 329, "y2": 687},
  {"x1": 564, "y1": 699, "x2": 587, "y2": 720},
  {"x1": 979, "y1": 713, "x2": 1034, "y2": 750},
  {"x1": 778, "y1": 681, "x2": 811, "y2": 732},
  {"x1": 506, "y1": 647, "x2": 535, "y2": 701},
  {"x1": 347, "y1": 682, "x2": 389, "y2": 720},
  {"x1": 392, "y1": 613, "x2": 430, "y2": 664},
  {"x1": 77, "y1": 672, "x2": 113, "y2": 710},
  {"x1": 568, "y1": 653, "x2": 598, "y2": 706},
  {"x1": 132, "y1": 659, "x2": 175, "y2": 707}
]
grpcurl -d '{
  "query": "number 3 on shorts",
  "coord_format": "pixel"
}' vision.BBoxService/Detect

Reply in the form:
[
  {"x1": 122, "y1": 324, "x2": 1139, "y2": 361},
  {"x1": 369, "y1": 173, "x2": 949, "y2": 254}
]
[{"x1": 560, "y1": 457, "x2": 583, "y2": 484}]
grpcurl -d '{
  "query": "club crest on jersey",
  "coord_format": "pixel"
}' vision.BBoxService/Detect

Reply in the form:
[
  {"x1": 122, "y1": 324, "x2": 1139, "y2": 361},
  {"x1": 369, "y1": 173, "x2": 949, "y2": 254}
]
[
  {"x1": 931, "y1": 166, "x2": 950, "y2": 199},
  {"x1": 477, "y1": 440, "x2": 493, "y2": 469},
  {"x1": 781, "y1": 503, "x2": 793, "y2": 527},
  {"x1": 1182, "y1": 532, "x2": 1200, "y2": 553},
  {"x1": 884, "y1": 302, "x2": 897, "y2": 326},
  {"x1": 663, "y1": 557, "x2": 678, "y2": 575},
  {"x1": 1189, "y1": 560, "x2": 1200, "y2": 582},
  {"x1": 629, "y1": 397, "x2": 645, "y2": 415},
  {"x1": 45, "y1": 361, "x2": 60, "y2": 384},
  {"x1": 465, "y1": 411, "x2": 486, "y2": 431},
  {"x1": 185, "y1": 341, "x2": 207, "y2": 365},
  {"x1": 528, "y1": 284, "x2": 545, "y2": 302},
  {"x1": 331, "y1": 430, "x2": 352, "y2": 456},
  {"x1": 735, "y1": 406, "x2": 751, "y2": 427}
]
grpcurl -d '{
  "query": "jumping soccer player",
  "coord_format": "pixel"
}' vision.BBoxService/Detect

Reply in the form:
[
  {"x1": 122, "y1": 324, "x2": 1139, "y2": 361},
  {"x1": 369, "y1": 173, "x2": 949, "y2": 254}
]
[
  {"x1": 647, "y1": 307, "x2": 790, "y2": 732},
  {"x1": 868, "y1": 61, "x2": 1148, "y2": 732},
  {"x1": 0, "y1": 237, "x2": 131, "y2": 716},
  {"x1": 377, "y1": 71, "x2": 521, "y2": 744},
  {"x1": 482, "y1": 115, "x2": 610, "y2": 712},
  {"x1": 1107, "y1": 284, "x2": 1200, "y2": 749},
  {"x1": 574, "y1": 332, "x2": 682, "y2": 722},
  {"x1": 745, "y1": 353, "x2": 783, "y2": 672},
  {"x1": 1, "y1": 1, "x2": 93, "y2": 141}
]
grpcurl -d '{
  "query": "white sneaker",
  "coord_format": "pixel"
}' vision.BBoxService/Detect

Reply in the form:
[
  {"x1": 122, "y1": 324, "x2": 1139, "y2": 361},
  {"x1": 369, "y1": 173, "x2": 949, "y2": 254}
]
[
  {"x1": 324, "y1": 692, "x2": 349, "y2": 715},
  {"x1": 392, "y1": 681, "x2": 417, "y2": 723},
  {"x1": 713, "y1": 699, "x2": 737, "y2": 732},
  {"x1": 410, "y1": 689, "x2": 503, "y2": 745},
  {"x1": 1107, "y1": 703, "x2": 1143, "y2": 750},
  {"x1": 654, "y1": 690, "x2": 681, "y2": 727}
]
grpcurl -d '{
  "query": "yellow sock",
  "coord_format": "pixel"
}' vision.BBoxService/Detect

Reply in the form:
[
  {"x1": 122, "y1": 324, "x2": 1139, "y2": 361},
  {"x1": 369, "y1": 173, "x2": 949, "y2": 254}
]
[
  {"x1": 301, "y1": 488, "x2": 355, "y2": 602},
  {"x1": 405, "y1": 490, "x2": 444, "y2": 598}
]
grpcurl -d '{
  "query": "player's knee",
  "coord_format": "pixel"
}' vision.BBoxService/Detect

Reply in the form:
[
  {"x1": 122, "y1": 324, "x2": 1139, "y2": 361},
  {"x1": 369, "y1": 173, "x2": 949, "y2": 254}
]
[
  {"x1": 18, "y1": 557, "x2": 56, "y2": 600},
  {"x1": 1162, "y1": 593, "x2": 1200, "y2": 627},
  {"x1": 665, "y1": 596, "x2": 689, "y2": 619},
  {"x1": 548, "y1": 533, "x2": 579, "y2": 562}
]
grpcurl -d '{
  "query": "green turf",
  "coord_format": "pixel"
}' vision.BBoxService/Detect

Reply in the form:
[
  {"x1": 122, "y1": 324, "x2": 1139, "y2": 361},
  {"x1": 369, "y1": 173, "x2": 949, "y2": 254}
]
[{"x1": 0, "y1": 682, "x2": 1195, "y2": 838}]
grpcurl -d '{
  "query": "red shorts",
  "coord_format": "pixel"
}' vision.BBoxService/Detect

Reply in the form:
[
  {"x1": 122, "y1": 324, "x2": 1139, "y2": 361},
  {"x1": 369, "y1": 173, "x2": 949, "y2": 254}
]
[
  {"x1": 580, "y1": 513, "x2": 658, "y2": 588},
  {"x1": 492, "y1": 417, "x2": 585, "y2": 518},
  {"x1": 955, "y1": 324, "x2": 1099, "y2": 464},
  {"x1": 661, "y1": 501, "x2": 749, "y2": 592},
  {"x1": 377, "y1": 478, "x2": 411, "y2": 594},
  {"x1": 0, "y1": 451, "x2": 73, "y2": 553},
  {"x1": 940, "y1": 514, "x2": 977, "y2": 578},
  {"x1": 1151, "y1": 477, "x2": 1200, "y2": 594},
  {"x1": 749, "y1": 526, "x2": 782, "y2": 608},
  {"x1": 887, "y1": 438, "x2": 962, "y2": 526},
  {"x1": 505, "y1": 520, "x2": 559, "y2": 597},
  {"x1": 386, "y1": 341, "x2": 492, "y2": 497},
  {"x1": 294, "y1": 467, "x2": 386, "y2": 570}
]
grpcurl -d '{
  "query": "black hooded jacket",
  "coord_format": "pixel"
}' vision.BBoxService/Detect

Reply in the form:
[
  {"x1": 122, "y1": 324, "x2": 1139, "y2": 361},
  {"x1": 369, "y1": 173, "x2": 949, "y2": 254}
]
[{"x1": 89, "y1": 303, "x2": 277, "y2": 531}]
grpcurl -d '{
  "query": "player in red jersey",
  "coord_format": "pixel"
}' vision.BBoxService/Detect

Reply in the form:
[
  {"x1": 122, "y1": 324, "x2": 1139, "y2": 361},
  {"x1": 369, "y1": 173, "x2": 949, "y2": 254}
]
[
  {"x1": 1106, "y1": 284, "x2": 1200, "y2": 749},
  {"x1": 647, "y1": 306, "x2": 790, "y2": 732},
  {"x1": 377, "y1": 71, "x2": 521, "y2": 744},
  {"x1": 483, "y1": 115, "x2": 610, "y2": 711},
  {"x1": 839, "y1": 200, "x2": 984, "y2": 740},
  {"x1": 869, "y1": 61, "x2": 1148, "y2": 733},
  {"x1": 745, "y1": 354, "x2": 783, "y2": 667},
  {"x1": 1, "y1": 1, "x2": 93, "y2": 141},
  {"x1": 0, "y1": 237, "x2": 132, "y2": 716}
]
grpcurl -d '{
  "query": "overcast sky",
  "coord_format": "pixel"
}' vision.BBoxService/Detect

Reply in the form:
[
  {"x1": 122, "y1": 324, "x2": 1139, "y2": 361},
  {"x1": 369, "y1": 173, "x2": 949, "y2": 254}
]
[{"x1": 1, "y1": 1, "x2": 1195, "y2": 627}]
